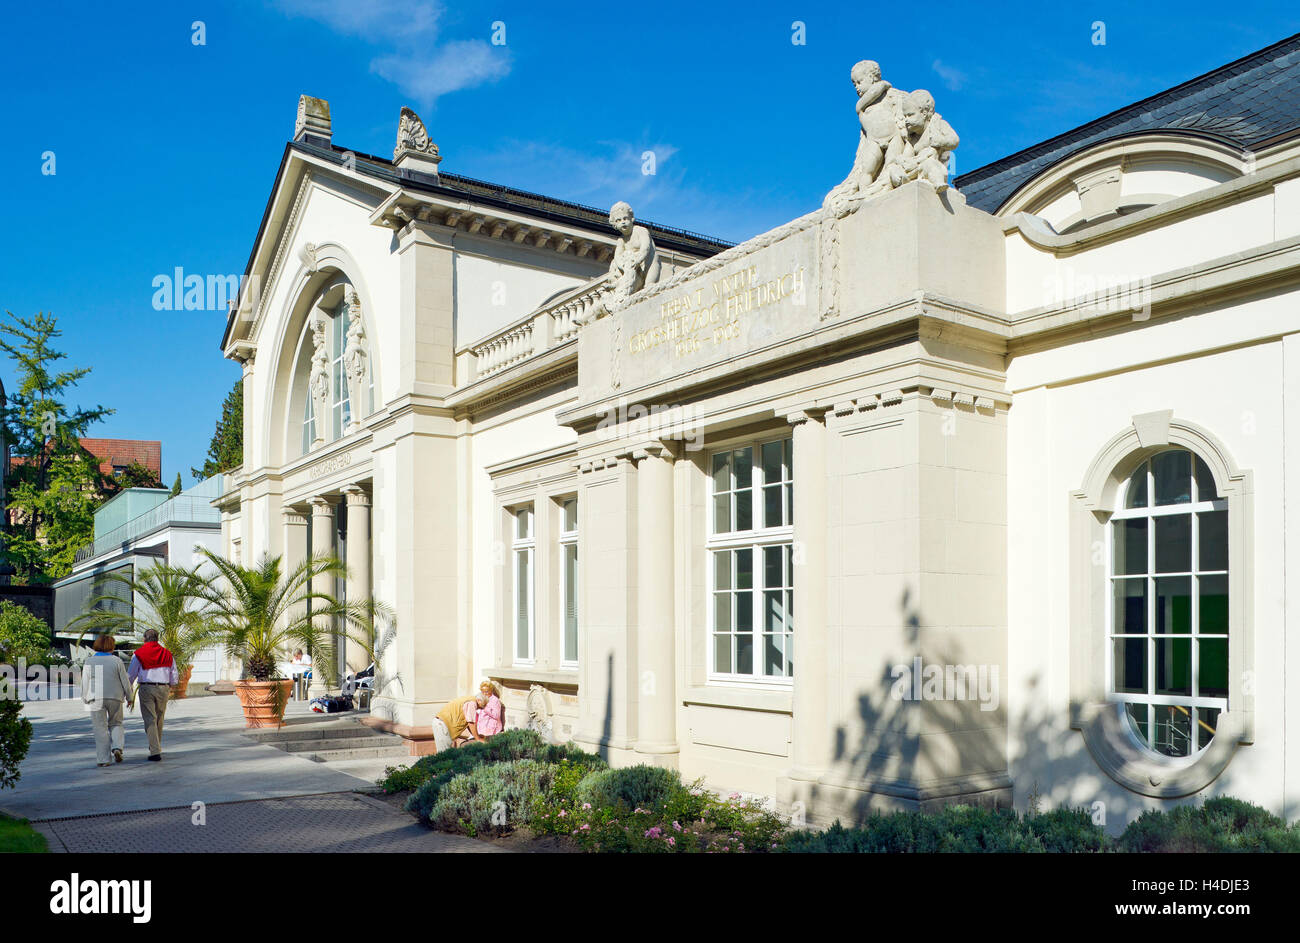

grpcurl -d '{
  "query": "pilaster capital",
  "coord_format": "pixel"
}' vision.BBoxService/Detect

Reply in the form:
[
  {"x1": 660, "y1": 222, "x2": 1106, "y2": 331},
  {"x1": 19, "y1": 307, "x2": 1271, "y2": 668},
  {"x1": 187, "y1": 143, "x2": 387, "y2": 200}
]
[
  {"x1": 282, "y1": 506, "x2": 309, "y2": 527},
  {"x1": 342, "y1": 485, "x2": 372, "y2": 507},
  {"x1": 307, "y1": 495, "x2": 337, "y2": 515},
  {"x1": 630, "y1": 438, "x2": 681, "y2": 463}
]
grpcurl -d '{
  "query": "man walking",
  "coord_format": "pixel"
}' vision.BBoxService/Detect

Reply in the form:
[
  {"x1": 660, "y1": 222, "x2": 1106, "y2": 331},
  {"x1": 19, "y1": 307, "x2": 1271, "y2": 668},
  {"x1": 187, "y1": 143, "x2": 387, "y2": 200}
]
[{"x1": 128, "y1": 629, "x2": 179, "y2": 761}]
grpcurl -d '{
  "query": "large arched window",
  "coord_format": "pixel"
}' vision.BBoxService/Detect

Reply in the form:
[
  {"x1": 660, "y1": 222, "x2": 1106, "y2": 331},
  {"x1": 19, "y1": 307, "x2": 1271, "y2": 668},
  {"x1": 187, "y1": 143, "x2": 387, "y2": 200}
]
[
  {"x1": 1070, "y1": 412, "x2": 1253, "y2": 798},
  {"x1": 1109, "y1": 448, "x2": 1228, "y2": 757},
  {"x1": 289, "y1": 279, "x2": 374, "y2": 458}
]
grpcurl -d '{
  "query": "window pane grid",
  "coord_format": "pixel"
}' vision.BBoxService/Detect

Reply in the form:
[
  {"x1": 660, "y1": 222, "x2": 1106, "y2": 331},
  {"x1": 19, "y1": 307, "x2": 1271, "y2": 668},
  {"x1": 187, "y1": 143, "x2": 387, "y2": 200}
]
[
  {"x1": 708, "y1": 437, "x2": 793, "y2": 683},
  {"x1": 1107, "y1": 450, "x2": 1227, "y2": 758}
]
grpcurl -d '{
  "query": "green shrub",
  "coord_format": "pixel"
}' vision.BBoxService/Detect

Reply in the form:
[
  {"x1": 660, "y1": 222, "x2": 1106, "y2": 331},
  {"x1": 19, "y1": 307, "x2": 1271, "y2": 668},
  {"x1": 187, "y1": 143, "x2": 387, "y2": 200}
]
[
  {"x1": 485, "y1": 728, "x2": 546, "y2": 761},
  {"x1": 779, "y1": 804, "x2": 1112, "y2": 853},
  {"x1": 0, "y1": 699, "x2": 34, "y2": 791},
  {"x1": 428, "y1": 759, "x2": 556, "y2": 836},
  {"x1": 404, "y1": 742, "x2": 492, "y2": 820},
  {"x1": 0, "y1": 601, "x2": 54, "y2": 665},
  {"x1": 576, "y1": 764, "x2": 686, "y2": 813},
  {"x1": 378, "y1": 764, "x2": 428, "y2": 794},
  {"x1": 400, "y1": 734, "x2": 607, "y2": 818},
  {"x1": 1119, "y1": 797, "x2": 1300, "y2": 853}
]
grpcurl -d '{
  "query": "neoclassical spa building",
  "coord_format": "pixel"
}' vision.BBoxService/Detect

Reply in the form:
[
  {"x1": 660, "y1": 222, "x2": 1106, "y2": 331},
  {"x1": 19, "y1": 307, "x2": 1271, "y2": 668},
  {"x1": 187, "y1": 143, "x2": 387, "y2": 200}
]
[{"x1": 218, "y1": 33, "x2": 1300, "y2": 828}]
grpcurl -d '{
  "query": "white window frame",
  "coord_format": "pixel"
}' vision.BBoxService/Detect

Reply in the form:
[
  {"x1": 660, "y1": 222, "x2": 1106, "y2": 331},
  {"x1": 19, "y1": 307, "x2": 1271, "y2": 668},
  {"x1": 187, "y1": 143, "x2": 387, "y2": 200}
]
[
  {"x1": 1105, "y1": 448, "x2": 1228, "y2": 760},
  {"x1": 559, "y1": 496, "x2": 578, "y2": 669},
  {"x1": 512, "y1": 505, "x2": 535, "y2": 666},
  {"x1": 706, "y1": 436, "x2": 794, "y2": 686},
  {"x1": 329, "y1": 300, "x2": 351, "y2": 441}
]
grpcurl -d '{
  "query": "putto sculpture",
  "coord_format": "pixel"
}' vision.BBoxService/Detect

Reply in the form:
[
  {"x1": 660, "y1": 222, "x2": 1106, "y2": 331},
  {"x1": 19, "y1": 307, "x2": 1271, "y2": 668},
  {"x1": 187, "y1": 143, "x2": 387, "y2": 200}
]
[
  {"x1": 824, "y1": 60, "x2": 959, "y2": 212},
  {"x1": 605, "y1": 201, "x2": 661, "y2": 305},
  {"x1": 579, "y1": 201, "x2": 662, "y2": 327}
]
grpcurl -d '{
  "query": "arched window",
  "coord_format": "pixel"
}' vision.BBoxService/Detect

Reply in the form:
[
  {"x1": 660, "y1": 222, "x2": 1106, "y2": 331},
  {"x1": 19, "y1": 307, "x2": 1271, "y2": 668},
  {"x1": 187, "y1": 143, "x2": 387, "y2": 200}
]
[
  {"x1": 289, "y1": 279, "x2": 374, "y2": 458},
  {"x1": 1108, "y1": 448, "x2": 1228, "y2": 757}
]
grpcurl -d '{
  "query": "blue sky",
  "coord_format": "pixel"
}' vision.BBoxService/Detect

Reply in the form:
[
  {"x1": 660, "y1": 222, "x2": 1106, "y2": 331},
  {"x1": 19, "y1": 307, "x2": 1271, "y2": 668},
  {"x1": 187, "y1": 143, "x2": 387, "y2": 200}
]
[{"x1": 1, "y1": 0, "x2": 1297, "y2": 483}]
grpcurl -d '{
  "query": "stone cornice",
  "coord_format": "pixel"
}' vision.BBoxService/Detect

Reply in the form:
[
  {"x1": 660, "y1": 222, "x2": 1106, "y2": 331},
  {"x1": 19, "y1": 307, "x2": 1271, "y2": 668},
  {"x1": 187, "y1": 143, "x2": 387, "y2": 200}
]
[
  {"x1": 1002, "y1": 153, "x2": 1300, "y2": 254},
  {"x1": 369, "y1": 189, "x2": 616, "y2": 264}
]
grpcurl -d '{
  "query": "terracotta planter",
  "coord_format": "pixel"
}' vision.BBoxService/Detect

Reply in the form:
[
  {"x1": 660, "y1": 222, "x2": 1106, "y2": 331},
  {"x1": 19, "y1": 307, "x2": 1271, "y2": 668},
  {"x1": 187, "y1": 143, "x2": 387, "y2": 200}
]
[
  {"x1": 170, "y1": 665, "x2": 194, "y2": 700},
  {"x1": 233, "y1": 679, "x2": 294, "y2": 729}
]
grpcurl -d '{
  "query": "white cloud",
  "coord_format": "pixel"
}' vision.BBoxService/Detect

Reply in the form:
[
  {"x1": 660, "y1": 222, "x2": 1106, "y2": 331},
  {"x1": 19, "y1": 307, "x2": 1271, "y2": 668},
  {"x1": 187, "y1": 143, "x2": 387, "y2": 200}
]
[
  {"x1": 274, "y1": 0, "x2": 440, "y2": 42},
  {"x1": 373, "y1": 40, "x2": 511, "y2": 104},
  {"x1": 273, "y1": 0, "x2": 508, "y2": 105},
  {"x1": 932, "y1": 58, "x2": 967, "y2": 91}
]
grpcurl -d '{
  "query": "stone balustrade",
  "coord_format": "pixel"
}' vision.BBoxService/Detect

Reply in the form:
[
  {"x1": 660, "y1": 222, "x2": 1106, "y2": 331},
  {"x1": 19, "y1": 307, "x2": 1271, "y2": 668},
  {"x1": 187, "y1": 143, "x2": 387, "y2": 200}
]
[{"x1": 464, "y1": 275, "x2": 608, "y2": 383}]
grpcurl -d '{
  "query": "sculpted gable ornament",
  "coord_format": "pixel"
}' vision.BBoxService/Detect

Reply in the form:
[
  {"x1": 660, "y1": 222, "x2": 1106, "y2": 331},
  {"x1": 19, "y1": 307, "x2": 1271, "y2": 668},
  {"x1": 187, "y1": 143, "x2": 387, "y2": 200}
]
[{"x1": 393, "y1": 106, "x2": 442, "y2": 170}]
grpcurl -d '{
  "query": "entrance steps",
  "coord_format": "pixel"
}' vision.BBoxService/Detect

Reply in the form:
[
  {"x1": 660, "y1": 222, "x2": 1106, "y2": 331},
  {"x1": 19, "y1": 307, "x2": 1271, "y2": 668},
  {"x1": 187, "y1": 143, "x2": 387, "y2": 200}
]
[{"x1": 244, "y1": 716, "x2": 409, "y2": 763}]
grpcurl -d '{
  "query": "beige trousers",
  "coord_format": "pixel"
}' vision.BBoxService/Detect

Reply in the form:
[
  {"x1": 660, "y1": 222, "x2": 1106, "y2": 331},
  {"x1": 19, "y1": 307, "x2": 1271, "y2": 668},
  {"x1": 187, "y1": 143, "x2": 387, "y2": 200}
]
[
  {"x1": 90, "y1": 698, "x2": 125, "y2": 764},
  {"x1": 138, "y1": 684, "x2": 170, "y2": 756}
]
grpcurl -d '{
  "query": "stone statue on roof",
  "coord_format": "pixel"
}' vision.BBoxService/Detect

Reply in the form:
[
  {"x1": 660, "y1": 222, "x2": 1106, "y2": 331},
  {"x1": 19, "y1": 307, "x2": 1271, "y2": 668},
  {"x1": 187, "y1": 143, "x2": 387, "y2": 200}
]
[
  {"x1": 823, "y1": 61, "x2": 959, "y2": 213},
  {"x1": 605, "y1": 201, "x2": 661, "y2": 305}
]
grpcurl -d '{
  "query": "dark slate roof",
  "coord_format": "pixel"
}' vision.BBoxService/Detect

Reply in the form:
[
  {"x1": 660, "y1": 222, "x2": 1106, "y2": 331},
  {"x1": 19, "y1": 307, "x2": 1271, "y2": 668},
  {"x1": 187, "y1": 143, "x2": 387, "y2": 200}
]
[
  {"x1": 955, "y1": 32, "x2": 1300, "y2": 214},
  {"x1": 290, "y1": 140, "x2": 734, "y2": 257}
]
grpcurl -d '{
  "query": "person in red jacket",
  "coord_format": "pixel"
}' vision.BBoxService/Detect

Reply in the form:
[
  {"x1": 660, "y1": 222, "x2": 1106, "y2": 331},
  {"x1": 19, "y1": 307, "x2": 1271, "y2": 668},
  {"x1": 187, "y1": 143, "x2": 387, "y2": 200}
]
[{"x1": 128, "y1": 629, "x2": 179, "y2": 761}]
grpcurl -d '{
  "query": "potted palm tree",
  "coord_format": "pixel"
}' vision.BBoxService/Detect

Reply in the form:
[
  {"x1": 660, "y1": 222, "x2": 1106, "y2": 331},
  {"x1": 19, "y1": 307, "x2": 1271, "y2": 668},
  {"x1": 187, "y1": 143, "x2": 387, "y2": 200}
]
[
  {"x1": 191, "y1": 548, "x2": 391, "y2": 728},
  {"x1": 66, "y1": 562, "x2": 213, "y2": 700}
]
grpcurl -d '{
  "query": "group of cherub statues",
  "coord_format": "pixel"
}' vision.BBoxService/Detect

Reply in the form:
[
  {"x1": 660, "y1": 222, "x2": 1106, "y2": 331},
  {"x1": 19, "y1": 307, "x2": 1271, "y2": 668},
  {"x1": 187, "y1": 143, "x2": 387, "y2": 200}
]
[
  {"x1": 824, "y1": 59, "x2": 959, "y2": 213},
  {"x1": 585, "y1": 59, "x2": 957, "y2": 319}
]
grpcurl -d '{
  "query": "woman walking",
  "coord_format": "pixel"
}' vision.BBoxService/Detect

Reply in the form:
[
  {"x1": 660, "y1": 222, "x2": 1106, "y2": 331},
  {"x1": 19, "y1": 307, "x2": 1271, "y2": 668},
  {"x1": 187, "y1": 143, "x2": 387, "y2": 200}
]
[{"x1": 82, "y1": 635, "x2": 134, "y2": 767}]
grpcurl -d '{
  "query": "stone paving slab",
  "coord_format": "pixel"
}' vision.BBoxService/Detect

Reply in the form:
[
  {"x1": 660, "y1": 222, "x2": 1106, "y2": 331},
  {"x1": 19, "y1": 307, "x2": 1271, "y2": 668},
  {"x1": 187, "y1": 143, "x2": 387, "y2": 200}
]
[
  {"x1": 0, "y1": 696, "x2": 386, "y2": 822},
  {"x1": 34, "y1": 793, "x2": 500, "y2": 853}
]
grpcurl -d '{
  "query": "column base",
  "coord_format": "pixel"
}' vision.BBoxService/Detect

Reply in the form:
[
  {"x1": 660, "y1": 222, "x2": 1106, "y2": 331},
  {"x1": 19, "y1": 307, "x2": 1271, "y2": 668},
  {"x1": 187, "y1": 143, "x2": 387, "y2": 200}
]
[{"x1": 631, "y1": 742, "x2": 680, "y2": 768}]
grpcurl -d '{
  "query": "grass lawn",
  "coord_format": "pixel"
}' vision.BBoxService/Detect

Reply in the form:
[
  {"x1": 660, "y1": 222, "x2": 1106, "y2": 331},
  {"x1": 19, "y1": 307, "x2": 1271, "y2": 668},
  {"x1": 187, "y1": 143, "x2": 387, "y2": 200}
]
[{"x1": 0, "y1": 813, "x2": 48, "y2": 853}]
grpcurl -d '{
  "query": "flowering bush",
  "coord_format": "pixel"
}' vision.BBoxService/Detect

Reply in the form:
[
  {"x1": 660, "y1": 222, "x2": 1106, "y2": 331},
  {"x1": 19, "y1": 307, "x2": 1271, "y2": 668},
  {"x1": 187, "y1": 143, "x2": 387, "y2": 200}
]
[
  {"x1": 428, "y1": 759, "x2": 557, "y2": 836},
  {"x1": 532, "y1": 776, "x2": 785, "y2": 853}
]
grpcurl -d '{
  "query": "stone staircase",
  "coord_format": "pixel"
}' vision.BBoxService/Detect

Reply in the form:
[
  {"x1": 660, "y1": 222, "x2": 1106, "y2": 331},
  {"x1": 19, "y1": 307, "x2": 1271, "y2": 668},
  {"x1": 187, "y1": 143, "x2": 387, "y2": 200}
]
[{"x1": 245, "y1": 716, "x2": 409, "y2": 764}]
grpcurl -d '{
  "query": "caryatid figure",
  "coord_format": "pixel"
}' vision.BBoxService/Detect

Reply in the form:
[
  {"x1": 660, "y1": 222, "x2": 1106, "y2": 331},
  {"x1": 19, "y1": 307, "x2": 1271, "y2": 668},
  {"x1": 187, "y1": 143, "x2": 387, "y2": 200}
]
[
  {"x1": 342, "y1": 286, "x2": 368, "y2": 427},
  {"x1": 308, "y1": 315, "x2": 330, "y2": 444}
]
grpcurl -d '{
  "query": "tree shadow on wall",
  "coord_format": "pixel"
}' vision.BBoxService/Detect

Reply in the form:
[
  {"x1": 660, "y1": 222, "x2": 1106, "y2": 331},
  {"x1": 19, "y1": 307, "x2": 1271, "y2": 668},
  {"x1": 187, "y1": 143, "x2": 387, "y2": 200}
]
[{"x1": 817, "y1": 584, "x2": 1160, "y2": 833}]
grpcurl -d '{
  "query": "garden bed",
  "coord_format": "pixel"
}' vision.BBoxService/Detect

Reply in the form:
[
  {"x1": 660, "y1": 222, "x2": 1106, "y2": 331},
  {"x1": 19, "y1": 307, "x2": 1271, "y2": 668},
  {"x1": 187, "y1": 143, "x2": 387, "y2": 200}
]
[{"x1": 375, "y1": 731, "x2": 1300, "y2": 853}]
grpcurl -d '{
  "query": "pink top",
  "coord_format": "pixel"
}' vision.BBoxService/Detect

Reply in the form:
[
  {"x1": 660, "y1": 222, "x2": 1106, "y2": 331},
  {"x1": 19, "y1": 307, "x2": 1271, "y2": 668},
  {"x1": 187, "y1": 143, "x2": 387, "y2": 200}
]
[{"x1": 475, "y1": 694, "x2": 504, "y2": 736}]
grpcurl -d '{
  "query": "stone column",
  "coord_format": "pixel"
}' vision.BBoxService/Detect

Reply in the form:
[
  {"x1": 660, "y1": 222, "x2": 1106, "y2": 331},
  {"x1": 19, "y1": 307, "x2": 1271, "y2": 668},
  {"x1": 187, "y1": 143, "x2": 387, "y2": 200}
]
[
  {"x1": 633, "y1": 442, "x2": 678, "y2": 761},
  {"x1": 789, "y1": 409, "x2": 830, "y2": 782},
  {"x1": 342, "y1": 486, "x2": 372, "y2": 676},
  {"x1": 308, "y1": 496, "x2": 336, "y2": 696}
]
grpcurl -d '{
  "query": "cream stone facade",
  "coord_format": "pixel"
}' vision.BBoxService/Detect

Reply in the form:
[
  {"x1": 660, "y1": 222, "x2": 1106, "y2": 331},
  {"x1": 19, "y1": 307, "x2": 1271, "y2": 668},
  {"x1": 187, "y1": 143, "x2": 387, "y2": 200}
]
[{"x1": 219, "y1": 37, "x2": 1300, "y2": 830}]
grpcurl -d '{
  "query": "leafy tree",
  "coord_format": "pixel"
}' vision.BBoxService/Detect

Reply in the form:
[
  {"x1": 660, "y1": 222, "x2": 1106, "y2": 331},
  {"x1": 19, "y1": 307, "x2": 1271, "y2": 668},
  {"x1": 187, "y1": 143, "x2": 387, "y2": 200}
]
[
  {"x1": 170, "y1": 473, "x2": 182, "y2": 497},
  {"x1": 0, "y1": 700, "x2": 32, "y2": 790},
  {"x1": 0, "y1": 599, "x2": 53, "y2": 663},
  {"x1": 102, "y1": 460, "x2": 164, "y2": 495},
  {"x1": 0, "y1": 312, "x2": 112, "y2": 583},
  {"x1": 192, "y1": 379, "x2": 243, "y2": 481}
]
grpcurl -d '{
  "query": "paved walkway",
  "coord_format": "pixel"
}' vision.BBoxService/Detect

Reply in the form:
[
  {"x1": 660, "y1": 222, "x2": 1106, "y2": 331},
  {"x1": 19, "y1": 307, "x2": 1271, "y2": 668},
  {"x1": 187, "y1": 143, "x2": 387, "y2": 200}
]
[
  {"x1": 34, "y1": 793, "x2": 497, "y2": 853},
  {"x1": 3, "y1": 693, "x2": 500, "y2": 853}
]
